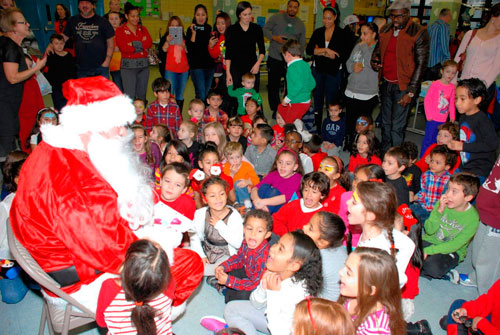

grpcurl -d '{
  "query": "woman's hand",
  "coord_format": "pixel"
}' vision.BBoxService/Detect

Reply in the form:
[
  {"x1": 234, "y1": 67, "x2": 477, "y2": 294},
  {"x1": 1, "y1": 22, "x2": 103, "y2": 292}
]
[
  {"x1": 250, "y1": 62, "x2": 260, "y2": 74},
  {"x1": 209, "y1": 35, "x2": 218, "y2": 48},
  {"x1": 35, "y1": 56, "x2": 47, "y2": 70},
  {"x1": 226, "y1": 72, "x2": 233, "y2": 86},
  {"x1": 325, "y1": 48, "x2": 339, "y2": 59}
]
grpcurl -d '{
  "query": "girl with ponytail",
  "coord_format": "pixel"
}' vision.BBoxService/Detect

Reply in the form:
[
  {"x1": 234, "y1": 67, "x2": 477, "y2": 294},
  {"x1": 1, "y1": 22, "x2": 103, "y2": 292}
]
[
  {"x1": 96, "y1": 239, "x2": 174, "y2": 335},
  {"x1": 346, "y1": 181, "x2": 415, "y2": 287}
]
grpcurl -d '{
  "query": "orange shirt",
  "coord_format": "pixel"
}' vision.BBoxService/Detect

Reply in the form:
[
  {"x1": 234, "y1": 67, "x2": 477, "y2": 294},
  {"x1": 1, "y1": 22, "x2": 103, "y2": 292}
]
[{"x1": 223, "y1": 161, "x2": 260, "y2": 187}]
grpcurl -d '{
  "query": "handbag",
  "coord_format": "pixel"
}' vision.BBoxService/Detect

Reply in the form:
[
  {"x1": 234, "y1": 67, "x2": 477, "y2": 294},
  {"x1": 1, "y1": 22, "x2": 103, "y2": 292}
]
[
  {"x1": 147, "y1": 47, "x2": 160, "y2": 66},
  {"x1": 35, "y1": 71, "x2": 52, "y2": 96},
  {"x1": 457, "y1": 30, "x2": 477, "y2": 74}
]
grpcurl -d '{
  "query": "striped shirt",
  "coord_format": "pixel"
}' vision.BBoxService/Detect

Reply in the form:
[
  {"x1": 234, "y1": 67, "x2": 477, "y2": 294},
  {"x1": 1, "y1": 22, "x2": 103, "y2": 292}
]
[
  {"x1": 346, "y1": 300, "x2": 391, "y2": 335},
  {"x1": 428, "y1": 19, "x2": 450, "y2": 67},
  {"x1": 96, "y1": 278, "x2": 173, "y2": 335}
]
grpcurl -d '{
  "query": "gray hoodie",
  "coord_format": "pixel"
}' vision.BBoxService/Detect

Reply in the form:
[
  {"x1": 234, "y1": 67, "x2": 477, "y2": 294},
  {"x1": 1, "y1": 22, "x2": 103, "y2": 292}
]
[{"x1": 345, "y1": 42, "x2": 379, "y2": 96}]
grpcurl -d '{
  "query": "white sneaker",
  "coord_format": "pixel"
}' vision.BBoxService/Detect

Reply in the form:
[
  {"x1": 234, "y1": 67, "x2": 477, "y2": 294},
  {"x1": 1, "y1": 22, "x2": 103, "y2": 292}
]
[{"x1": 448, "y1": 269, "x2": 460, "y2": 284}]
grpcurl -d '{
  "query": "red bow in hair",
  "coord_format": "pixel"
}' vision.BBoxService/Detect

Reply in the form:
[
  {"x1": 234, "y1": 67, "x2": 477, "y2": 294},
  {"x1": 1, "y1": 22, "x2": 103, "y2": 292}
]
[
  {"x1": 368, "y1": 178, "x2": 383, "y2": 183},
  {"x1": 397, "y1": 204, "x2": 418, "y2": 230}
]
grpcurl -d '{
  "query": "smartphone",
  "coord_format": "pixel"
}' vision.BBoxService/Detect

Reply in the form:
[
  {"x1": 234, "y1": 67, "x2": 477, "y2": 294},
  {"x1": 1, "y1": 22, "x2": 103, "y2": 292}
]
[
  {"x1": 282, "y1": 36, "x2": 288, "y2": 40},
  {"x1": 211, "y1": 31, "x2": 220, "y2": 39},
  {"x1": 169, "y1": 26, "x2": 183, "y2": 45}
]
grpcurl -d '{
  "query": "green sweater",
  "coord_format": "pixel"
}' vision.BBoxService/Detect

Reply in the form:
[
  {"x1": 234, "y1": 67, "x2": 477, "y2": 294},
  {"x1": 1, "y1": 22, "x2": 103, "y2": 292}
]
[
  {"x1": 423, "y1": 200, "x2": 479, "y2": 262},
  {"x1": 227, "y1": 85, "x2": 263, "y2": 116},
  {"x1": 285, "y1": 59, "x2": 315, "y2": 104}
]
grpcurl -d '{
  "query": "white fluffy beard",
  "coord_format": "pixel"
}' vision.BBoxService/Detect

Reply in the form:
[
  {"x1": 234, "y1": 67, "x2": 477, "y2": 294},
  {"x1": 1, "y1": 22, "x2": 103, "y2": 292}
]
[{"x1": 86, "y1": 130, "x2": 154, "y2": 230}]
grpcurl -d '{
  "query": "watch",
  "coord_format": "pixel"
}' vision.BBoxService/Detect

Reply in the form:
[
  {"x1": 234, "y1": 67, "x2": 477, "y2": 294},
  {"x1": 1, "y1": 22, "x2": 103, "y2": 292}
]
[{"x1": 407, "y1": 92, "x2": 415, "y2": 98}]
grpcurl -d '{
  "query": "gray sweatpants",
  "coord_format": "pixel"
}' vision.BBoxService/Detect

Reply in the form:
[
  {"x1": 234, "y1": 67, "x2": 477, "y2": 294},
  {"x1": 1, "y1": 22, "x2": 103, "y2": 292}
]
[
  {"x1": 224, "y1": 300, "x2": 269, "y2": 335},
  {"x1": 121, "y1": 66, "x2": 149, "y2": 101},
  {"x1": 469, "y1": 222, "x2": 500, "y2": 295}
]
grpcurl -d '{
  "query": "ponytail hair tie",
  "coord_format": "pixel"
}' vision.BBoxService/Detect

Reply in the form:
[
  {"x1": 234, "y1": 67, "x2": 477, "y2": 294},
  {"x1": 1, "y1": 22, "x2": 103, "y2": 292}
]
[{"x1": 135, "y1": 301, "x2": 143, "y2": 307}]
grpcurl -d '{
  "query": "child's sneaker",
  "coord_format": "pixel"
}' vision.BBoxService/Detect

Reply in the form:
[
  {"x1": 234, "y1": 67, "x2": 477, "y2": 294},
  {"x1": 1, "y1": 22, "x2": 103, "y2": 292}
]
[
  {"x1": 200, "y1": 316, "x2": 227, "y2": 332},
  {"x1": 458, "y1": 273, "x2": 477, "y2": 287},
  {"x1": 448, "y1": 269, "x2": 460, "y2": 284}
]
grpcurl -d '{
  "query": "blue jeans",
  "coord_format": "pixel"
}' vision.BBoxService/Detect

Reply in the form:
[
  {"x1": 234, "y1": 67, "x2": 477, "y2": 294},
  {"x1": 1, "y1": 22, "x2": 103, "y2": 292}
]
[
  {"x1": 380, "y1": 81, "x2": 412, "y2": 152},
  {"x1": 190, "y1": 67, "x2": 215, "y2": 101},
  {"x1": 410, "y1": 202, "x2": 431, "y2": 222},
  {"x1": 312, "y1": 67, "x2": 342, "y2": 130},
  {"x1": 165, "y1": 70, "x2": 189, "y2": 101},
  {"x1": 258, "y1": 184, "x2": 284, "y2": 214},
  {"x1": 234, "y1": 180, "x2": 251, "y2": 205},
  {"x1": 421, "y1": 120, "x2": 442, "y2": 157},
  {"x1": 110, "y1": 70, "x2": 123, "y2": 92},
  {"x1": 77, "y1": 66, "x2": 110, "y2": 79}
]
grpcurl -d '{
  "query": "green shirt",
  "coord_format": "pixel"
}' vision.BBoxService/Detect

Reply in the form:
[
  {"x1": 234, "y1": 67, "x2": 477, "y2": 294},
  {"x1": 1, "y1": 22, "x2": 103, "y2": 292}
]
[
  {"x1": 227, "y1": 85, "x2": 263, "y2": 116},
  {"x1": 285, "y1": 59, "x2": 315, "y2": 104},
  {"x1": 423, "y1": 200, "x2": 479, "y2": 262}
]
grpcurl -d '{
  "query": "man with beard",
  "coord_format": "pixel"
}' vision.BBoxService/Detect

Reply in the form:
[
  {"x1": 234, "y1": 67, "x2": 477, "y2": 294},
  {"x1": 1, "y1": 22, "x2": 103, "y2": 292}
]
[
  {"x1": 61, "y1": 0, "x2": 114, "y2": 79},
  {"x1": 263, "y1": 0, "x2": 305, "y2": 119},
  {"x1": 371, "y1": 0, "x2": 429, "y2": 152},
  {"x1": 10, "y1": 76, "x2": 203, "y2": 317}
]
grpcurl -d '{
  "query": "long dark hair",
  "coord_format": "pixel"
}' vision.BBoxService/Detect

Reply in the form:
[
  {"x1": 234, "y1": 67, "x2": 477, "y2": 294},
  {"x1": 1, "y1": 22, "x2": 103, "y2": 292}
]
[
  {"x1": 121, "y1": 240, "x2": 171, "y2": 335},
  {"x1": 54, "y1": 3, "x2": 70, "y2": 20},
  {"x1": 289, "y1": 230, "x2": 323, "y2": 296},
  {"x1": 161, "y1": 140, "x2": 190, "y2": 168},
  {"x1": 192, "y1": 4, "x2": 208, "y2": 25}
]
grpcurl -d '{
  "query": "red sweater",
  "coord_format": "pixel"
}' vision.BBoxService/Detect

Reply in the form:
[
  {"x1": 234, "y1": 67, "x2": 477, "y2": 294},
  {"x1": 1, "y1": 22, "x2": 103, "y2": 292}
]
[
  {"x1": 415, "y1": 143, "x2": 461, "y2": 174},
  {"x1": 401, "y1": 264, "x2": 420, "y2": 299},
  {"x1": 322, "y1": 184, "x2": 346, "y2": 214},
  {"x1": 273, "y1": 199, "x2": 323, "y2": 236},
  {"x1": 115, "y1": 24, "x2": 153, "y2": 60},
  {"x1": 461, "y1": 280, "x2": 500, "y2": 335},
  {"x1": 348, "y1": 154, "x2": 382, "y2": 172}
]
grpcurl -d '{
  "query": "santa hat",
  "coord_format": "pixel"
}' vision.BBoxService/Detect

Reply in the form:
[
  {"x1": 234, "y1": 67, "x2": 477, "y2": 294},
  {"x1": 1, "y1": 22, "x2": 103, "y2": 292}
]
[{"x1": 59, "y1": 76, "x2": 136, "y2": 134}]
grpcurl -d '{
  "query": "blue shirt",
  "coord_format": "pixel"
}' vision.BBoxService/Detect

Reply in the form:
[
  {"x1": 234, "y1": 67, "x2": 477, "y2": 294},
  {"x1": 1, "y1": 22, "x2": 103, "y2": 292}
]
[
  {"x1": 321, "y1": 118, "x2": 345, "y2": 147},
  {"x1": 428, "y1": 19, "x2": 450, "y2": 67}
]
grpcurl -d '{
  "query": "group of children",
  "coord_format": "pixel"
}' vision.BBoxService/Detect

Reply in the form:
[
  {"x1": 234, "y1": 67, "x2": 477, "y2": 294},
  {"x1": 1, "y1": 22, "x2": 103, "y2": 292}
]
[{"x1": 4, "y1": 31, "x2": 499, "y2": 335}]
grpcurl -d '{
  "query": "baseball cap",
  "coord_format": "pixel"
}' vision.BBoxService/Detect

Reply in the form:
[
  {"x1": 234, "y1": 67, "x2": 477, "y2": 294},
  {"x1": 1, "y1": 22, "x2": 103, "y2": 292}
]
[{"x1": 344, "y1": 14, "x2": 360, "y2": 26}]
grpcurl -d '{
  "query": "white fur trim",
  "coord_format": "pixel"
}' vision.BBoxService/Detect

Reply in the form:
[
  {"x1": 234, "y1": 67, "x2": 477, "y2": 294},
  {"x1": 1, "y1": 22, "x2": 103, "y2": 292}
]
[
  {"x1": 59, "y1": 95, "x2": 136, "y2": 135},
  {"x1": 41, "y1": 124, "x2": 85, "y2": 150}
]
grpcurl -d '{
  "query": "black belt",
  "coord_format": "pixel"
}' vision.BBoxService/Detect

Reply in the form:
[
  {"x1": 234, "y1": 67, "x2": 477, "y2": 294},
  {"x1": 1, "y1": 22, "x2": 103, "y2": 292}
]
[{"x1": 47, "y1": 266, "x2": 102, "y2": 287}]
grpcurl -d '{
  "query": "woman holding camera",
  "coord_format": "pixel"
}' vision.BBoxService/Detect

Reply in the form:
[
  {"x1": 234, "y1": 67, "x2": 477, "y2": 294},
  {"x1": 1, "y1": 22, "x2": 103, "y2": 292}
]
[{"x1": 186, "y1": 4, "x2": 214, "y2": 102}]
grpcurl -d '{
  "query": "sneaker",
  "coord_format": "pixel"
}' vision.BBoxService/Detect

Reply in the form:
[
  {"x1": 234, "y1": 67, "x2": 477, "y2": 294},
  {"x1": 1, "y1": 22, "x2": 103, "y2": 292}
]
[
  {"x1": 206, "y1": 276, "x2": 218, "y2": 288},
  {"x1": 200, "y1": 316, "x2": 227, "y2": 332},
  {"x1": 459, "y1": 273, "x2": 477, "y2": 287},
  {"x1": 216, "y1": 283, "x2": 227, "y2": 296},
  {"x1": 439, "y1": 315, "x2": 448, "y2": 331},
  {"x1": 448, "y1": 269, "x2": 460, "y2": 284}
]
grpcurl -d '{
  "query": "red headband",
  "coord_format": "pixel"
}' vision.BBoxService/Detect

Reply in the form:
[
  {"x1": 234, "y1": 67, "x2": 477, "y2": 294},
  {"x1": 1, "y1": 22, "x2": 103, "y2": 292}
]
[
  {"x1": 330, "y1": 155, "x2": 343, "y2": 172},
  {"x1": 368, "y1": 178, "x2": 383, "y2": 183},
  {"x1": 397, "y1": 204, "x2": 418, "y2": 230},
  {"x1": 277, "y1": 147, "x2": 298, "y2": 162},
  {"x1": 306, "y1": 297, "x2": 317, "y2": 331}
]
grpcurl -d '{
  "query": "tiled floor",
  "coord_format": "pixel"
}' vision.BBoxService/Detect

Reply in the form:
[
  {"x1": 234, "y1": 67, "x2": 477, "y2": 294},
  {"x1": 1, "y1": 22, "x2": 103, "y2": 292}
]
[{"x1": 3, "y1": 66, "x2": 491, "y2": 334}]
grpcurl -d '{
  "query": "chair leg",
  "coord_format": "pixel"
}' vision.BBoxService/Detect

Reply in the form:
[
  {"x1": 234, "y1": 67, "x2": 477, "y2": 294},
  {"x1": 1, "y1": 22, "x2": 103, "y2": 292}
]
[
  {"x1": 38, "y1": 302, "x2": 47, "y2": 335},
  {"x1": 61, "y1": 304, "x2": 72, "y2": 335}
]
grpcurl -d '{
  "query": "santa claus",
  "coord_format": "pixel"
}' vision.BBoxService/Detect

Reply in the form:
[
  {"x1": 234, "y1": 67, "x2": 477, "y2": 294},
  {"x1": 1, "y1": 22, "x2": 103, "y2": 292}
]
[{"x1": 9, "y1": 77, "x2": 203, "y2": 317}]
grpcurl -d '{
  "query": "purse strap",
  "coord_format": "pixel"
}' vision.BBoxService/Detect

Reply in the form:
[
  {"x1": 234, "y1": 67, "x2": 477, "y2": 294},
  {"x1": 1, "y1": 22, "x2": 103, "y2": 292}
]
[{"x1": 461, "y1": 29, "x2": 477, "y2": 57}]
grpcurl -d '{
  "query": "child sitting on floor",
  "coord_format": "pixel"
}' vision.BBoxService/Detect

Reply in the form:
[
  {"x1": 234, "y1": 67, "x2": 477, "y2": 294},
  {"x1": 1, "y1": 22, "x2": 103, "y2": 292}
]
[
  {"x1": 422, "y1": 172, "x2": 480, "y2": 280},
  {"x1": 348, "y1": 130, "x2": 381, "y2": 173},
  {"x1": 382, "y1": 146, "x2": 410, "y2": 206},
  {"x1": 244, "y1": 124, "x2": 277, "y2": 178},
  {"x1": 318, "y1": 155, "x2": 349, "y2": 214},
  {"x1": 214, "y1": 209, "x2": 272, "y2": 303}
]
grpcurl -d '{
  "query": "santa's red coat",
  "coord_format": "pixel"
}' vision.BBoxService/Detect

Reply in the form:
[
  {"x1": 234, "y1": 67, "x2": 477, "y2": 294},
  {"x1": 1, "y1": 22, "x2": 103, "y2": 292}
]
[{"x1": 10, "y1": 141, "x2": 202, "y2": 305}]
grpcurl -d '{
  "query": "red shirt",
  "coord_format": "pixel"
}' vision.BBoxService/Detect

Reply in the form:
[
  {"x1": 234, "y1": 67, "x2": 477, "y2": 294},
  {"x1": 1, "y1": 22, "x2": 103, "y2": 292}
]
[
  {"x1": 322, "y1": 183, "x2": 346, "y2": 214},
  {"x1": 348, "y1": 154, "x2": 382, "y2": 172},
  {"x1": 311, "y1": 152, "x2": 328, "y2": 171},
  {"x1": 383, "y1": 34, "x2": 398, "y2": 82},
  {"x1": 191, "y1": 173, "x2": 234, "y2": 193},
  {"x1": 115, "y1": 24, "x2": 153, "y2": 60},
  {"x1": 273, "y1": 199, "x2": 323, "y2": 236}
]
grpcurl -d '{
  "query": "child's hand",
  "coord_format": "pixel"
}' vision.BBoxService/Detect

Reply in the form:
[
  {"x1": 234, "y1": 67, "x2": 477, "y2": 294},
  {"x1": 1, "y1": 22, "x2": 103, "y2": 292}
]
[
  {"x1": 202, "y1": 257, "x2": 210, "y2": 264},
  {"x1": 281, "y1": 99, "x2": 288, "y2": 107},
  {"x1": 448, "y1": 140, "x2": 463, "y2": 151},
  {"x1": 236, "y1": 179, "x2": 249, "y2": 188},
  {"x1": 438, "y1": 195, "x2": 448, "y2": 213},
  {"x1": 215, "y1": 266, "x2": 224, "y2": 277},
  {"x1": 217, "y1": 271, "x2": 228, "y2": 285},
  {"x1": 254, "y1": 198, "x2": 266, "y2": 210},
  {"x1": 230, "y1": 163, "x2": 241, "y2": 176},
  {"x1": 452, "y1": 308, "x2": 468, "y2": 323},
  {"x1": 209, "y1": 215, "x2": 219, "y2": 227},
  {"x1": 472, "y1": 317, "x2": 482, "y2": 331},
  {"x1": 262, "y1": 271, "x2": 282, "y2": 291}
]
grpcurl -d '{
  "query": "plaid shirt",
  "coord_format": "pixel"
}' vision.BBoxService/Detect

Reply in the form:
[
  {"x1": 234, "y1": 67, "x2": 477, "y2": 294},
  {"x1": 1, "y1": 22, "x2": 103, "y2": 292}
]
[
  {"x1": 221, "y1": 239, "x2": 269, "y2": 291},
  {"x1": 415, "y1": 170, "x2": 451, "y2": 212},
  {"x1": 144, "y1": 99, "x2": 182, "y2": 136},
  {"x1": 203, "y1": 108, "x2": 228, "y2": 130}
]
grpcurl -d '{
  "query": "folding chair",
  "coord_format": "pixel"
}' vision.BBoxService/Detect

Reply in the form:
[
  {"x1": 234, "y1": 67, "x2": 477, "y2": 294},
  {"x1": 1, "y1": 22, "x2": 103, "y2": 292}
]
[{"x1": 7, "y1": 220, "x2": 96, "y2": 335}]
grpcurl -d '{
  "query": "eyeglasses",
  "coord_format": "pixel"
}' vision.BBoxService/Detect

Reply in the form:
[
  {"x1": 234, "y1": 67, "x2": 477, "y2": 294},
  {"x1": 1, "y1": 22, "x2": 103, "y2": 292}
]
[
  {"x1": 356, "y1": 119, "x2": 369, "y2": 127},
  {"x1": 390, "y1": 13, "x2": 407, "y2": 20},
  {"x1": 16, "y1": 21, "x2": 28, "y2": 25}
]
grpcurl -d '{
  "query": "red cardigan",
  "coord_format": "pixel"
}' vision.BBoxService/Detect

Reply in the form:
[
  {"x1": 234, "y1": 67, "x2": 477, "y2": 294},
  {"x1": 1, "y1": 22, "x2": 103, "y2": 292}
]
[
  {"x1": 115, "y1": 24, "x2": 152, "y2": 59},
  {"x1": 462, "y1": 279, "x2": 500, "y2": 335}
]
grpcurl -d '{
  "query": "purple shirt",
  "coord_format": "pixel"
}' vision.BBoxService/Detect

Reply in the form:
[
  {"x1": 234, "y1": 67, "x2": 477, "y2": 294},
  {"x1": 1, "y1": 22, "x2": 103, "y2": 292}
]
[
  {"x1": 256, "y1": 170, "x2": 301, "y2": 202},
  {"x1": 139, "y1": 142, "x2": 162, "y2": 176}
]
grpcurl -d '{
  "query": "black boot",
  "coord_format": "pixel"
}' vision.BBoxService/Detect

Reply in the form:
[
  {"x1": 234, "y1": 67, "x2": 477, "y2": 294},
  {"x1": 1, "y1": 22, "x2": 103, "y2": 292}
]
[{"x1": 176, "y1": 99, "x2": 184, "y2": 113}]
